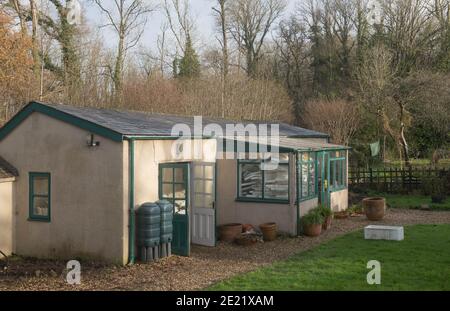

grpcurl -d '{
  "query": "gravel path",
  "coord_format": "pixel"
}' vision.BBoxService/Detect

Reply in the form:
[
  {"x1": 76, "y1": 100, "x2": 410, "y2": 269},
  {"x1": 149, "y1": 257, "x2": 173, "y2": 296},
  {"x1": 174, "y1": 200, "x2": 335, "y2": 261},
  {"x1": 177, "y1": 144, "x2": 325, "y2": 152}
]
[{"x1": 1, "y1": 208, "x2": 450, "y2": 291}]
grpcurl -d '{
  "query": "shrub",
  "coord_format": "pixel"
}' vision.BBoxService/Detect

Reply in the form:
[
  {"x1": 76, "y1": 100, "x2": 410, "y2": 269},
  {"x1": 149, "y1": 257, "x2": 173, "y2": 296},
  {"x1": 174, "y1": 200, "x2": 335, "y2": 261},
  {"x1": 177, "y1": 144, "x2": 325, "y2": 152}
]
[
  {"x1": 302, "y1": 210, "x2": 324, "y2": 226},
  {"x1": 315, "y1": 205, "x2": 333, "y2": 218}
]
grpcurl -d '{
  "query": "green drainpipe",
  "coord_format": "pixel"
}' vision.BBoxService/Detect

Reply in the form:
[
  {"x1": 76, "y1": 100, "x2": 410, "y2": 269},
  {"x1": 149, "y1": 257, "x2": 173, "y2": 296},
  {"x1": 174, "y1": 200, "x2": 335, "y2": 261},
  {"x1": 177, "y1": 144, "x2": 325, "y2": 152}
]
[
  {"x1": 128, "y1": 138, "x2": 135, "y2": 264},
  {"x1": 295, "y1": 152, "x2": 300, "y2": 236}
]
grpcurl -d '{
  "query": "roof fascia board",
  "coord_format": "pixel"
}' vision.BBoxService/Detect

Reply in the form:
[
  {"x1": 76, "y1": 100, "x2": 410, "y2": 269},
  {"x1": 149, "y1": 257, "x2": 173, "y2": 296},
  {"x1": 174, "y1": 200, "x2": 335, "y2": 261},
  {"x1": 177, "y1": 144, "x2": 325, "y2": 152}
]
[{"x1": 0, "y1": 102, "x2": 124, "y2": 142}]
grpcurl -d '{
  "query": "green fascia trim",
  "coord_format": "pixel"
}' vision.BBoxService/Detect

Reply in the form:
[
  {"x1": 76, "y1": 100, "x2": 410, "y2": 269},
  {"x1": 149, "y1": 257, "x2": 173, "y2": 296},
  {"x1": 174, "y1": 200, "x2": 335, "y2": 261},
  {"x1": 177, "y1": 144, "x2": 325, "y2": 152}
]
[
  {"x1": 223, "y1": 139, "x2": 294, "y2": 154},
  {"x1": 124, "y1": 135, "x2": 214, "y2": 141},
  {"x1": 0, "y1": 102, "x2": 124, "y2": 142},
  {"x1": 28, "y1": 172, "x2": 51, "y2": 222},
  {"x1": 128, "y1": 139, "x2": 135, "y2": 264}
]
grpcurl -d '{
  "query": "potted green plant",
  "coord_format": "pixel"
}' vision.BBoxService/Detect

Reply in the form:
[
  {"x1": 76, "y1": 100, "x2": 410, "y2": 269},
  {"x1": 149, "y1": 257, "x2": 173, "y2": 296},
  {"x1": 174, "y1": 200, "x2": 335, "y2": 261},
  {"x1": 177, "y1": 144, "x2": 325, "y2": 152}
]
[
  {"x1": 316, "y1": 205, "x2": 333, "y2": 230},
  {"x1": 301, "y1": 210, "x2": 324, "y2": 237}
]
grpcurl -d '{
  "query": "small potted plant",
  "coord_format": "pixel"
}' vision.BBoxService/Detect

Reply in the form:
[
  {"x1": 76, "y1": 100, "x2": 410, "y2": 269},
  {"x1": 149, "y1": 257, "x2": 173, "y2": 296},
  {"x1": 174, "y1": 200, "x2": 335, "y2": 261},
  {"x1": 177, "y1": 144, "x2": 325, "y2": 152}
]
[
  {"x1": 301, "y1": 210, "x2": 324, "y2": 237},
  {"x1": 316, "y1": 205, "x2": 333, "y2": 230}
]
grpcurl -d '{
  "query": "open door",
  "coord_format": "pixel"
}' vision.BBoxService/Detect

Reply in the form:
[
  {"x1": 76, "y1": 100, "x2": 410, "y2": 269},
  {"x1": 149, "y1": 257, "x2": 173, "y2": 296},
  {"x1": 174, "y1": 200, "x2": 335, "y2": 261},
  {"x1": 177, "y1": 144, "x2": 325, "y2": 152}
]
[
  {"x1": 318, "y1": 151, "x2": 330, "y2": 208},
  {"x1": 159, "y1": 163, "x2": 190, "y2": 256},
  {"x1": 191, "y1": 162, "x2": 216, "y2": 247}
]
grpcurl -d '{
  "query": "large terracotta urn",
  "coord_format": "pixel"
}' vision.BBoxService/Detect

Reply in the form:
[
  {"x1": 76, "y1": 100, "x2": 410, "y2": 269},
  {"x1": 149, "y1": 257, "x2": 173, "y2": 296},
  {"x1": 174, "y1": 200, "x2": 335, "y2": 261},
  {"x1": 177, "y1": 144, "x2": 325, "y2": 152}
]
[{"x1": 363, "y1": 197, "x2": 386, "y2": 221}]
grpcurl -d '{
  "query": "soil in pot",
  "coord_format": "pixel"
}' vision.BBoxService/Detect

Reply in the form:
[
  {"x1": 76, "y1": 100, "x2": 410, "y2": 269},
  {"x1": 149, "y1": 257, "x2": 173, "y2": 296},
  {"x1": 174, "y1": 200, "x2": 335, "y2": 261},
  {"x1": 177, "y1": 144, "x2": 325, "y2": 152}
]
[
  {"x1": 322, "y1": 216, "x2": 332, "y2": 230},
  {"x1": 303, "y1": 223, "x2": 322, "y2": 237},
  {"x1": 219, "y1": 223, "x2": 243, "y2": 242},
  {"x1": 259, "y1": 223, "x2": 277, "y2": 241},
  {"x1": 363, "y1": 197, "x2": 386, "y2": 221}
]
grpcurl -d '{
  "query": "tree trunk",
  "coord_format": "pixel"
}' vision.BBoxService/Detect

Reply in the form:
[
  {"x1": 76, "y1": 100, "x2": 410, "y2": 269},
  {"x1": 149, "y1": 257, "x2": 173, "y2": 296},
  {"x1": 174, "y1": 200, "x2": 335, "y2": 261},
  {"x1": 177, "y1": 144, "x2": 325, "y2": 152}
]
[
  {"x1": 29, "y1": 0, "x2": 41, "y2": 79},
  {"x1": 114, "y1": 34, "x2": 125, "y2": 100}
]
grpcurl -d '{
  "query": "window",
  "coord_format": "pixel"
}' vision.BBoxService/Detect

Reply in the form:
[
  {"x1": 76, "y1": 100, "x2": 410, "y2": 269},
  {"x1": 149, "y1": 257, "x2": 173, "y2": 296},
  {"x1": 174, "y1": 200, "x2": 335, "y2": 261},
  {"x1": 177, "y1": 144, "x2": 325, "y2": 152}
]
[
  {"x1": 298, "y1": 152, "x2": 317, "y2": 201},
  {"x1": 159, "y1": 164, "x2": 188, "y2": 215},
  {"x1": 238, "y1": 155, "x2": 289, "y2": 202},
  {"x1": 330, "y1": 150, "x2": 347, "y2": 190},
  {"x1": 29, "y1": 173, "x2": 51, "y2": 222}
]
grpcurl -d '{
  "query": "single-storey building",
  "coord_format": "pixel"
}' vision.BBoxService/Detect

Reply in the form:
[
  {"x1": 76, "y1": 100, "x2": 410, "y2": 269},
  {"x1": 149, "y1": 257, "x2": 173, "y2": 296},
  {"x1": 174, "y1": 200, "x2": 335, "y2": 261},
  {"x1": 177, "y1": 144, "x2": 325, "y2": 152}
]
[{"x1": 0, "y1": 101, "x2": 349, "y2": 264}]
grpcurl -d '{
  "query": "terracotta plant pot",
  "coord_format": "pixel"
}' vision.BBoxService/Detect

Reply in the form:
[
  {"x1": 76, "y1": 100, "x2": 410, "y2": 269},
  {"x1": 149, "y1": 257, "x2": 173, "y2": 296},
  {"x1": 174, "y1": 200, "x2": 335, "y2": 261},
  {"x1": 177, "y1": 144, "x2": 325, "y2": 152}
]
[
  {"x1": 363, "y1": 197, "x2": 386, "y2": 221},
  {"x1": 322, "y1": 216, "x2": 332, "y2": 230},
  {"x1": 259, "y1": 223, "x2": 277, "y2": 241},
  {"x1": 219, "y1": 223, "x2": 243, "y2": 242},
  {"x1": 303, "y1": 223, "x2": 322, "y2": 237}
]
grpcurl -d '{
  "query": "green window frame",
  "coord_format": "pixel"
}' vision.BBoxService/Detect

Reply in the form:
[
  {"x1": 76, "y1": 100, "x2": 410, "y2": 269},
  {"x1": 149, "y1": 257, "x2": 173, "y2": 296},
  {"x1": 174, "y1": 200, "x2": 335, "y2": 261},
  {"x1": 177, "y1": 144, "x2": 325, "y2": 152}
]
[
  {"x1": 329, "y1": 150, "x2": 347, "y2": 191},
  {"x1": 237, "y1": 156, "x2": 290, "y2": 203},
  {"x1": 29, "y1": 172, "x2": 51, "y2": 222},
  {"x1": 298, "y1": 152, "x2": 318, "y2": 201}
]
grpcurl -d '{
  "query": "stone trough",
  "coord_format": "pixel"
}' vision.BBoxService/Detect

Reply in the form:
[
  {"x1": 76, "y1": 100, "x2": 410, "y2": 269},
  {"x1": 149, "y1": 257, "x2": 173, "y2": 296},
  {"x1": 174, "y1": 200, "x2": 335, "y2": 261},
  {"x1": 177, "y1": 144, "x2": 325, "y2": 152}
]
[{"x1": 364, "y1": 225, "x2": 404, "y2": 241}]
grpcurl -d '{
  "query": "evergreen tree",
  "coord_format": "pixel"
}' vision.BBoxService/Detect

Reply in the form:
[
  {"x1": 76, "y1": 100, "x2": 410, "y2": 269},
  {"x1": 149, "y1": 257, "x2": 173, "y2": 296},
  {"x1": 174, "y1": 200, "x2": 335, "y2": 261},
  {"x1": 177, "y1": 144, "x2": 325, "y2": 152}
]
[{"x1": 178, "y1": 35, "x2": 201, "y2": 78}]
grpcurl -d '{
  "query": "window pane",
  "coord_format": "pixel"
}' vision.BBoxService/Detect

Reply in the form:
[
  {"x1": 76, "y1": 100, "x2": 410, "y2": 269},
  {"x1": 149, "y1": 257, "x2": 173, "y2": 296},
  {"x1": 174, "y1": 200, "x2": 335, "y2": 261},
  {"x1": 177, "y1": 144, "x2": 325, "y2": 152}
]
[
  {"x1": 204, "y1": 165, "x2": 214, "y2": 179},
  {"x1": 162, "y1": 183, "x2": 173, "y2": 198},
  {"x1": 194, "y1": 180, "x2": 204, "y2": 193},
  {"x1": 309, "y1": 163, "x2": 315, "y2": 195},
  {"x1": 204, "y1": 180, "x2": 213, "y2": 194},
  {"x1": 204, "y1": 194, "x2": 214, "y2": 209},
  {"x1": 264, "y1": 165, "x2": 288, "y2": 200},
  {"x1": 174, "y1": 184, "x2": 186, "y2": 199},
  {"x1": 33, "y1": 197, "x2": 49, "y2": 217},
  {"x1": 240, "y1": 163, "x2": 262, "y2": 198},
  {"x1": 174, "y1": 200, "x2": 187, "y2": 215},
  {"x1": 33, "y1": 176, "x2": 48, "y2": 195},
  {"x1": 162, "y1": 168, "x2": 173, "y2": 182},
  {"x1": 174, "y1": 168, "x2": 184, "y2": 182},
  {"x1": 194, "y1": 165, "x2": 203, "y2": 178},
  {"x1": 301, "y1": 163, "x2": 309, "y2": 197}
]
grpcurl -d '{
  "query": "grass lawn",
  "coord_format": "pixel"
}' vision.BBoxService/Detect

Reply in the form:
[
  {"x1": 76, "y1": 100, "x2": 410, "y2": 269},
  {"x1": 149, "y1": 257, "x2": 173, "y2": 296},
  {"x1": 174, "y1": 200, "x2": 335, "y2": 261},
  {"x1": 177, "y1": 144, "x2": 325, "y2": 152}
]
[
  {"x1": 381, "y1": 193, "x2": 450, "y2": 210},
  {"x1": 208, "y1": 225, "x2": 450, "y2": 291}
]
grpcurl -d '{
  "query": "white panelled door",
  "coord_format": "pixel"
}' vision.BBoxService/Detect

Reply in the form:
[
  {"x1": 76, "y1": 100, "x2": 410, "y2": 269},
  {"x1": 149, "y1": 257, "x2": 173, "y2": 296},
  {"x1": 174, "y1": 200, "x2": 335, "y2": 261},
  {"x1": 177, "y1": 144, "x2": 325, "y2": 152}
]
[{"x1": 191, "y1": 162, "x2": 216, "y2": 247}]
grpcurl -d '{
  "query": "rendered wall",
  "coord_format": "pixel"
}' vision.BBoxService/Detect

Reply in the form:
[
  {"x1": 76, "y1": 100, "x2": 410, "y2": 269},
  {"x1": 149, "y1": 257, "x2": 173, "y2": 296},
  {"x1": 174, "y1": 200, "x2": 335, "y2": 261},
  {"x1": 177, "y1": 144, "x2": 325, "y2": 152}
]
[
  {"x1": 0, "y1": 113, "x2": 127, "y2": 264},
  {"x1": 0, "y1": 179, "x2": 14, "y2": 255},
  {"x1": 330, "y1": 189, "x2": 348, "y2": 212},
  {"x1": 133, "y1": 139, "x2": 217, "y2": 206},
  {"x1": 216, "y1": 154, "x2": 297, "y2": 235}
]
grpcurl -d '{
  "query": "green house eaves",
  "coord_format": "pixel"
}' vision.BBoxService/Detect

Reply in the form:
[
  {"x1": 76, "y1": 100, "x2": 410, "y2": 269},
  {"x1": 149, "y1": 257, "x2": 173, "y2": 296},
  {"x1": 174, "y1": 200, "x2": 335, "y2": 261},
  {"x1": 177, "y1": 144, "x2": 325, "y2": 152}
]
[{"x1": 0, "y1": 101, "x2": 124, "y2": 142}]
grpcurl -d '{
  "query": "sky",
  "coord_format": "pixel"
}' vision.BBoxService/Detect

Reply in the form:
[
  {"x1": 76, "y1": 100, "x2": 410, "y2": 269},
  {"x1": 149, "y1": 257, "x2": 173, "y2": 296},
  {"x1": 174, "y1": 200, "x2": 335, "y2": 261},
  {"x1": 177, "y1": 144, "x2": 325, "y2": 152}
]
[{"x1": 83, "y1": 0, "x2": 297, "y2": 52}]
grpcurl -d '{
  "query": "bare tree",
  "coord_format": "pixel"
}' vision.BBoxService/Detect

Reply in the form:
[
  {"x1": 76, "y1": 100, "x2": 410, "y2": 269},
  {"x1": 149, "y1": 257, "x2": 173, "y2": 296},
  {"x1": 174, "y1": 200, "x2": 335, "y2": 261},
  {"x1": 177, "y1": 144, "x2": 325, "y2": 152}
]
[
  {"x1": 93, "y1": 0, "x2": 156, "y2": 95},
  {"x1": 229, "y1": 0, "x2": 286, "y2": 77},
  {"x1": 302, "y1": 98, "x2": 360, "y2": 145},
  {"x1": 276, "y1": 15, "x2": 311, "y2": 123},
  {"x1": 163, "y1": 0, "x2": 193, "y2": 53},
  {"x1": 357, "y1": 44, "x2": 412, "y2": 166}
]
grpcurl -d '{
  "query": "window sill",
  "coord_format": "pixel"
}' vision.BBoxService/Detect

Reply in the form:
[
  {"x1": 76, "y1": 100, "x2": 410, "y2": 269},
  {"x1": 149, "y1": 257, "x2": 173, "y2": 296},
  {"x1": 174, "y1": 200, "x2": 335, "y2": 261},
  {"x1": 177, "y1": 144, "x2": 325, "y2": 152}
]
[
  {"x1": 235, "y1": 198, "x2": 290, "y2": 205},
  {"x1": 28, "y1": 217, "x2": 51, "y2": 223}
]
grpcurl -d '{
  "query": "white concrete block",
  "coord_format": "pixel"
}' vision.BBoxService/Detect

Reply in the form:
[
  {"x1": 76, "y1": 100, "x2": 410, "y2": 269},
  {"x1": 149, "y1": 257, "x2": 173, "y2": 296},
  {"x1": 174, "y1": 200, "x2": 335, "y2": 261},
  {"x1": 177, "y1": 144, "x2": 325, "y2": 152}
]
[{"x1": 364, "y1": 225, "x2": 404, "y2": 241}]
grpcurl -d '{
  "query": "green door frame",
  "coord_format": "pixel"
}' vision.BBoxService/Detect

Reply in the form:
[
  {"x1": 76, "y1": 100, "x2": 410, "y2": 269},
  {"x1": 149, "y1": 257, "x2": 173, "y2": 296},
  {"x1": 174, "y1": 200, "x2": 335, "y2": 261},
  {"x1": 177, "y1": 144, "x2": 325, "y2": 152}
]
[
  {"x1": 318, "y1": 151, "x2": 331, "y2": 209},
  {"x1": 158, "y1": 163, "x2": 190, "y2": 256}
]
